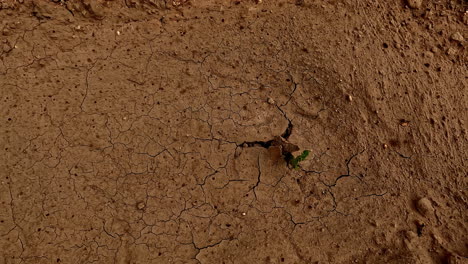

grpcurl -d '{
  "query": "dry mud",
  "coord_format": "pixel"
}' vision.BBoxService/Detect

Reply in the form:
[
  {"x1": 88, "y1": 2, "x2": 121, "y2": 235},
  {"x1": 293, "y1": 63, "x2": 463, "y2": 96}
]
[{"x1": 0, "y1": 0, "x2": 467, "y2": 263}]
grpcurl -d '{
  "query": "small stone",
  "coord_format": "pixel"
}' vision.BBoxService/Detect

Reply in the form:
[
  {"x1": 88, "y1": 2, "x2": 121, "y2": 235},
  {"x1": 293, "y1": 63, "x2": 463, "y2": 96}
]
[
  {"x1": 446, "y1": 47, "x2": 457, "y2": 56},
  {"x1": 136, "y1": 202, "x2": 146, "y2": 210},
  {"x1": 450, "y1": 32, "x2": 464, "y2": 43},
  {"x1": 399, "y1": 119, "x2": 410, "y2": 127},
  {"x1": 116, "y1": 31, "x2": 121, "y2": 36},
  {"x1": 345, "y1": 94, "x2": 353, "y2": 102},
  {"x1": 407, "y1": 0, "x2": 422, "y2": 9},
  {"x1": 267, "y1": 97, "x2": 275, "y2": 105},
  {"x1": 416, "y1": 197, "x2": 434, "y2": 216}
]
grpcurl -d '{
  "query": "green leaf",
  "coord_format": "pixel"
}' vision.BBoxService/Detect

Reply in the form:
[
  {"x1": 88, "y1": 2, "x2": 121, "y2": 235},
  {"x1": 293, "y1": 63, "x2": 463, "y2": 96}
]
[
  {"x1": 296, "y1": 150, "x2": 310, "y2": 162},
  {"x1": 288, "y1": 150, "x2": 310, "y2": 169}
]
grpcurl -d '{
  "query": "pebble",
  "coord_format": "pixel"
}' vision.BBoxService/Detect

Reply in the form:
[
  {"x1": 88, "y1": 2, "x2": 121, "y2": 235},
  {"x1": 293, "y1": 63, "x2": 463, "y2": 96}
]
[
  {"x1": 450, "y1": 32, "x2": 464, "y2": 43},
  {"x1": 416, "y1": 197, "x2": 434, "y2": 216},
  {"x1": 267, "y1": 97, "x2": 275, "y2": 105},
  {"x1": 407, "y1": 0, "x2": 422, "y2": 9},
  {"x1": 345, "y1": 94, "x2": 353, "y2": 102},
  {"x1": 136, "y1": 202, "x2": 145, "y2": 210},
  {"x1": 446, "y1": 47, "x2": 457, "y2": 56},
  {"x1": 400, "y1": 121, "x2": 409, "y2": 127}
]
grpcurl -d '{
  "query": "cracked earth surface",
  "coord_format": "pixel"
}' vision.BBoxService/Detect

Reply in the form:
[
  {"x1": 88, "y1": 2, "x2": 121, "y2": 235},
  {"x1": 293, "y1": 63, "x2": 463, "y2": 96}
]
[{"x1": 0, "y1": 0, "x2": 467, "y2": 263}]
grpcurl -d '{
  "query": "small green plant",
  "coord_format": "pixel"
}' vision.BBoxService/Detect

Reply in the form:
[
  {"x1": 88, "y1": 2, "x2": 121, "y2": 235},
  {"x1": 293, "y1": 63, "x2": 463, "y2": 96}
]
[{"x1": 285, "y1": 150, "x2": 310, "y2": 169}]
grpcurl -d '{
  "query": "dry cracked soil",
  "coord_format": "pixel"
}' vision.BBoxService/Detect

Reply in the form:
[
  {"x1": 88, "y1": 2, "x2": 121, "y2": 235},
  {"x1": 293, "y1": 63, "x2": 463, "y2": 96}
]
[{"x1": 0, "y1": 0, "x2": 467, "y2": 263}]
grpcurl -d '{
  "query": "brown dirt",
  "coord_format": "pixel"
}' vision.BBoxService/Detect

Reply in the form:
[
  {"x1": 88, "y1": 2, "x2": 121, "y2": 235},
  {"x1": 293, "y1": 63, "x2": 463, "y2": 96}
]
[{"x1": 1, "y1": 0, "x2": 467, "y2": 263}]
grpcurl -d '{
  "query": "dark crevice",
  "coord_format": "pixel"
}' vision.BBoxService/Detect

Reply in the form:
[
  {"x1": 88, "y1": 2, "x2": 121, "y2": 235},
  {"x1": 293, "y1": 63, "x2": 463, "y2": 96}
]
[
  {"x1": 416, "y1": 222, "x2": 425, "y2": 237},
  {"x1": 281, "y1": 120, "x2": 293, "y2": 139},
  {"x1": 240, "y1": 127, "x2": 299, "y2": 170},
  {"x1": 241, "y1": 121, "x2": 295, "y2": 149},
  {"x1": 240, "y1": 104, "x2": 295, "y2": 149},
  {"x1": 237, "y1": 105, "x2": 298, "y2": 168},
  {"x1": 243, "y1": 140, "x2": 274, "y2": 148}
]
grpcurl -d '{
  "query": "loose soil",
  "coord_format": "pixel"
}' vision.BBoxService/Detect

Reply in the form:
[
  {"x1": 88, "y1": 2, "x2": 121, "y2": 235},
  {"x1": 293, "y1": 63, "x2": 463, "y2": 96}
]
[{"x1": 0, "y1": 0, "x2": 467, "y2": 263}]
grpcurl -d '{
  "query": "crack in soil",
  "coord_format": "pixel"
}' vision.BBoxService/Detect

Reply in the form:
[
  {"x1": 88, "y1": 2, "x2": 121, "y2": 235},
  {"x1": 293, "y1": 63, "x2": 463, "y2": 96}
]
[{"x1": 240, "y1": 104, "x2": 295, "y2": 149}]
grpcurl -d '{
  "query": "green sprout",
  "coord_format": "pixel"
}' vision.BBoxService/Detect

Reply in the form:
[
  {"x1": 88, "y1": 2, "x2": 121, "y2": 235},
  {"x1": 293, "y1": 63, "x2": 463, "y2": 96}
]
[{"x1": 285, "y1": 150, "x2": 310, "y2": 169}]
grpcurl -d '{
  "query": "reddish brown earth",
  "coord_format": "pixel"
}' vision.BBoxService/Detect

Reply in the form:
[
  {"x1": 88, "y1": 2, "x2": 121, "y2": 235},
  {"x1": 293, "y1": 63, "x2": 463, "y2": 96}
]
[{"x1": 0, "y1": 0, "x2": 467, "y2": 263}]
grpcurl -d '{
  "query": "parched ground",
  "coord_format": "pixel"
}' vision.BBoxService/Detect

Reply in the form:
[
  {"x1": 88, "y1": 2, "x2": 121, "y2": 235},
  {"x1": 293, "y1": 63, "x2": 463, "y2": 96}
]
[{"x1": 0, "y1": 0, "x2": 466, "y2": 263}]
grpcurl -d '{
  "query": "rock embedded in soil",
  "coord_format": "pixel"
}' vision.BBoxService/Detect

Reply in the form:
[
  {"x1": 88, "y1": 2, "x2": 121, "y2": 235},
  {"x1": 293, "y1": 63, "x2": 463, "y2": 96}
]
[
  {"x1": 416, "y1": 197, "x2": 434, "y2": 216},
  {"x1": 446, "y1": 47, "x2": 457, "y2": 56},
  {"x1": 407, "y1": 0, "x2": 422, "y2": 9},
  {"x1": 137, "y1": 202, "x2": 146, "y2": 210},
  {"x1": 450, "y1": 32, "x2": 464, "y2": 43}
]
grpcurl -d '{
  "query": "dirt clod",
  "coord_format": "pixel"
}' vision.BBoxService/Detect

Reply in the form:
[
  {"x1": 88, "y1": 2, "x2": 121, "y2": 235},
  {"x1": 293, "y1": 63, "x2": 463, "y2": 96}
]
[
  {"x1": 450, "y1": 32, "x2": 464, "y2": 43},
  {"x1": 446, "y1": 47, "x2": 457, "y2": 55},
  {"x1": 136, "y1": 202, "x2": 146, "y2": 210},
  {"x1": 416, "y1": 197, "x2": 434, "y2": 217}
]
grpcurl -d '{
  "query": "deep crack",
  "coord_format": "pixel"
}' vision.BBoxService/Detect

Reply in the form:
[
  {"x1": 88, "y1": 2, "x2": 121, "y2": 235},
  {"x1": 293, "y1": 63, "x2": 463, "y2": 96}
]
[
  {"x1": 240, "y1": 110, "x2": 295, "y2": 149},
  {"x1": 281, "y1": 119, "x2": 294, "y2": 140}
]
